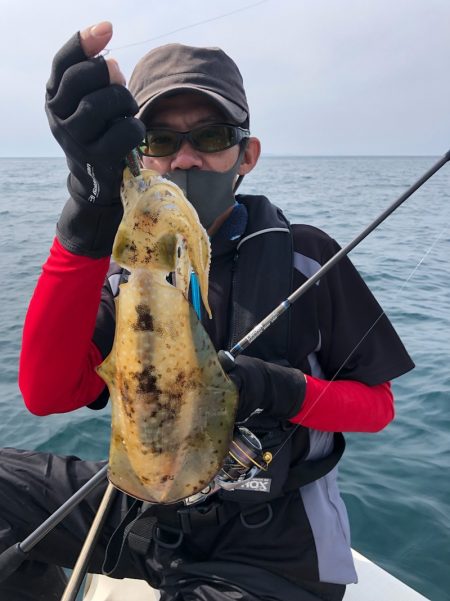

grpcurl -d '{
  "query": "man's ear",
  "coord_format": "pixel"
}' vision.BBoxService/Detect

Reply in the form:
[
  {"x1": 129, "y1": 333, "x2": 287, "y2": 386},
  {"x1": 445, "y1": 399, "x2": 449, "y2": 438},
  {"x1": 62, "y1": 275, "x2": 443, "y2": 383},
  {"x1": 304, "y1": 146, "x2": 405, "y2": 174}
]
[{"x1": 238, "y1": 137, "x2": 261, "y2": 175}]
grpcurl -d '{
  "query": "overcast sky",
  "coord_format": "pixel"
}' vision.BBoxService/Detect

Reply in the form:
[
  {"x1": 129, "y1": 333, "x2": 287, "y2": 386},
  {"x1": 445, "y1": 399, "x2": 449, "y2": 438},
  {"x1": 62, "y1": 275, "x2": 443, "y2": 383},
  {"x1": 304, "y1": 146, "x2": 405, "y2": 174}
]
[{"x1": 1, "y1": 0, "x2": 449, "y2": 156}]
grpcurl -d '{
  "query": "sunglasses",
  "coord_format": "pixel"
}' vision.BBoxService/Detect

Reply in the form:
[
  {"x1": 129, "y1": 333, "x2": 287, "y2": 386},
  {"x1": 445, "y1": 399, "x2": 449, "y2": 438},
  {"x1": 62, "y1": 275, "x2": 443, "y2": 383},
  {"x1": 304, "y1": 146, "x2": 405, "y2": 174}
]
[{"x1": 139, "y1": 123, "x2": 250, "y2": 157}]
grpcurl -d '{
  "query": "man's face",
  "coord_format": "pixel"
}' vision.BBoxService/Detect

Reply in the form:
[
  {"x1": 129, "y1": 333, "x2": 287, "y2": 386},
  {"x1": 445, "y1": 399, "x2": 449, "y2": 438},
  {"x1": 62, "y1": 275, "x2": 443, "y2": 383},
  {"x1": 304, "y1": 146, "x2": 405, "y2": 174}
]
[{"x1": 140, "y1": 92, "x2": 241, "y2": 175}]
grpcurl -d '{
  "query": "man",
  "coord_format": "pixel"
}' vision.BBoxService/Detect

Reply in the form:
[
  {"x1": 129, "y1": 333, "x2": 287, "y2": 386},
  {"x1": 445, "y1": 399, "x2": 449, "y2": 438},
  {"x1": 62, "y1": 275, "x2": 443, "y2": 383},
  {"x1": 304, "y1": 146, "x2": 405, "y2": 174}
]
[{"x1": 1, "y1": 21, "x2": 414, "y2": 601}]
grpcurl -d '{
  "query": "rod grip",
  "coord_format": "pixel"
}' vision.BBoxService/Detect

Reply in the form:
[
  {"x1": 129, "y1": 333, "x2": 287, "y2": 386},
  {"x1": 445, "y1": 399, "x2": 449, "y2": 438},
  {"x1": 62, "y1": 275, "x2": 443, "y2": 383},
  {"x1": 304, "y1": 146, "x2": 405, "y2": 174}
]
[{"x1": 0, "y1": 543, "x2": 28, "y2": 582}]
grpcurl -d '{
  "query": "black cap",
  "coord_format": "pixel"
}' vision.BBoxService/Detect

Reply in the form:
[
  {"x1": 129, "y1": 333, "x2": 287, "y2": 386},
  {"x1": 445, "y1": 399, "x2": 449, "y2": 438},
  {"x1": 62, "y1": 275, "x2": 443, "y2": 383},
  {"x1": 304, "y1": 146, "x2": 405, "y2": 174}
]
[{"x1": 128, "y1": 43, "x2": 249, "y2": 124}]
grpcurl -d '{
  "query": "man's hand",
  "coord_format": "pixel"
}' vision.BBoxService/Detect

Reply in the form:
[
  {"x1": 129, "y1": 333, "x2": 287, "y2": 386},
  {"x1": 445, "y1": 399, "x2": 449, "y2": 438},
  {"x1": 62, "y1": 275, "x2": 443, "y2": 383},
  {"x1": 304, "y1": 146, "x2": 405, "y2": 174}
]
[
  {"x1": 219, "y1": 353, "x2": 307, "y2": 423},
  {"x1": 46, "y1": 22, "x2": 145, "y2": 257},
  {"x1": 79, "y1": 22, "x2": 125, "y2": 86}
]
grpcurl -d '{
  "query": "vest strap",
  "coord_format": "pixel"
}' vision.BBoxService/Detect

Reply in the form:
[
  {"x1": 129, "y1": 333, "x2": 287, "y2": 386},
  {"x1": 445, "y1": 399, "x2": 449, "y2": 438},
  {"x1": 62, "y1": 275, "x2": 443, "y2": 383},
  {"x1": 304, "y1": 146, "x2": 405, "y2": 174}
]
[
  {"x1": 127, "y1": 512, "x2": 159, "y2": 555},
  {"x1": 102, "y1": 499, "x2": 141, "y2": 576}
]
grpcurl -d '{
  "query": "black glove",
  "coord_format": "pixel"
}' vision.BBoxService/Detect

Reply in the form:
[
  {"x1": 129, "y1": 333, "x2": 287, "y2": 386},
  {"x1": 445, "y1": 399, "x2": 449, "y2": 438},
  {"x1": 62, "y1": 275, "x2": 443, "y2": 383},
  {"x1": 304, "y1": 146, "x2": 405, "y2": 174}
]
[
  {"x1": 218, "y1": 352, "x2": 306, "y2": 423},
  {"x1": 45, "y1": 32, "x2": 145, "y2": 257}
]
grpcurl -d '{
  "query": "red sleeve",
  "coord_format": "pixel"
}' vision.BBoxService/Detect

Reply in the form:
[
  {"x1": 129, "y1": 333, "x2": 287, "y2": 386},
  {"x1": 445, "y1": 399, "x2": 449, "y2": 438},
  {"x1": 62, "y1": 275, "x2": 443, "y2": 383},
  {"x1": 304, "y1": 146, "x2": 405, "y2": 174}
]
[
  {"x1": 290, "y1": 375, "x2": 394, "y2": 433},
  {"x1": 19, "y1": 238, "x2": 110, "y2": 416}
]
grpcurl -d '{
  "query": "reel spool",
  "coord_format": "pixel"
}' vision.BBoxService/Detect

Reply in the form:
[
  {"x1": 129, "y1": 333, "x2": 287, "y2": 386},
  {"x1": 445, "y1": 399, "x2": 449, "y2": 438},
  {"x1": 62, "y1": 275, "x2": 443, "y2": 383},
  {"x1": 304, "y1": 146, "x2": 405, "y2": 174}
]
[
  {"x1": 216, "y1": 427, "x2": 272, "y2": 489},
  {"x1": 184, "y1": 427, "x2": 272, "y2": 505}
]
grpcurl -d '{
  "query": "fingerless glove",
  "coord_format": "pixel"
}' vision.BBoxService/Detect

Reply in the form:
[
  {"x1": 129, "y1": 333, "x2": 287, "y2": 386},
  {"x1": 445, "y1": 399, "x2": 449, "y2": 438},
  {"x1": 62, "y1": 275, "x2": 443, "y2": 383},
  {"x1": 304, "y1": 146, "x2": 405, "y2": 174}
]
[
  {"x1": 219, "y1": 353, "x2": 306, "y2": 423},
  {"x1": 45, "y1": 32, "x2": 145, "y2": 257}
]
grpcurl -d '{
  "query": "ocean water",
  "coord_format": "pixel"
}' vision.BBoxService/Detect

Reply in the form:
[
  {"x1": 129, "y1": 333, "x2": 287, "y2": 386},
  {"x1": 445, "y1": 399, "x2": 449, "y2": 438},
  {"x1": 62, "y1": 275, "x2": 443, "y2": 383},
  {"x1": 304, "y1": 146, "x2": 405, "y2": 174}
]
[{"x1": 0, "y1": 156, "x2": 449, "y2": 600}]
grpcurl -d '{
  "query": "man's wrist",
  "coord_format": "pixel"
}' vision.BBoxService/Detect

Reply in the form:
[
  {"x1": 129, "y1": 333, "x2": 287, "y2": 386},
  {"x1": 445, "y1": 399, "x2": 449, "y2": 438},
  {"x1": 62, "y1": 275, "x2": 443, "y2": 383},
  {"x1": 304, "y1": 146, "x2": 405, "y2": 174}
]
[
  {"x1": 56, "y1": 196, "x2": 123, "y2": 258},
  {"x1": 229, "y1": 355, "x2": 307, "y2": 421}
]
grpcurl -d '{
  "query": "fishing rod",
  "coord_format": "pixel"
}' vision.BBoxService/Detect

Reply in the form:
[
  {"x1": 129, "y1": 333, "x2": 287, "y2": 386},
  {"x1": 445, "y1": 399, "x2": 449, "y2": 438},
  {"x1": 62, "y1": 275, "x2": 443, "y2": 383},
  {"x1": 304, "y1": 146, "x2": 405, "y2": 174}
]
[
  {"x1": 221, "y1": 149, "x2": 450, "y2": 363},
  {"x1": 0, "y1": 150, "x2": 448, "y2": 584},
  {"x1": 61, "y1": 483, "x2": 118, "y2": 601},
  {"x1": 0, "y1": 152, "x2": 144, "y2": 590},
  {"x1": 0, "y1": 464, "x2": 108, "y2": 582}
]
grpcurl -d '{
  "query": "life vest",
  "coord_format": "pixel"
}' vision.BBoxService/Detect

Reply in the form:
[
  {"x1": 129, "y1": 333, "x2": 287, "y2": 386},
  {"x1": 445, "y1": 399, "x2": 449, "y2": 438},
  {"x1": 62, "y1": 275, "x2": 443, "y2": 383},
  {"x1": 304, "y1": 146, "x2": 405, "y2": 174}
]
[
  {"x1": 216, "y1": 194, "x2": 344, "y2": 504},
  {"x1": 102, "y1": 195, "x2": 354, "y2": 588}
]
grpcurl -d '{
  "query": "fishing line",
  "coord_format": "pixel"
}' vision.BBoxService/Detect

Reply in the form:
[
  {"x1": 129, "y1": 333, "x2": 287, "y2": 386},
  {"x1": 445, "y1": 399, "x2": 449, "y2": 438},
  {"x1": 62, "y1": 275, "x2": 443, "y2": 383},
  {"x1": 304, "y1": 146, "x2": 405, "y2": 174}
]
[
  {"x1": 266, "y1": 224, "x2": 448, "y2": 463},
  {"x1": 220, "y1": 151, "x2": 450, "y2": 467},
  {"x1": 103, "y1": 0, "x2": 269, "y2": 54}
]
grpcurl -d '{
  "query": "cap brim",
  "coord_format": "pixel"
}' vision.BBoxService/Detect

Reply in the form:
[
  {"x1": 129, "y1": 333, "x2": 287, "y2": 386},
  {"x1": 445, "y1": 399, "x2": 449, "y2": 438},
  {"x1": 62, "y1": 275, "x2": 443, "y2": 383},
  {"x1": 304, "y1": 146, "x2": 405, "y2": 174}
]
[{"x1": 138, "y1": 85, "x2": 248, "y2": 124}]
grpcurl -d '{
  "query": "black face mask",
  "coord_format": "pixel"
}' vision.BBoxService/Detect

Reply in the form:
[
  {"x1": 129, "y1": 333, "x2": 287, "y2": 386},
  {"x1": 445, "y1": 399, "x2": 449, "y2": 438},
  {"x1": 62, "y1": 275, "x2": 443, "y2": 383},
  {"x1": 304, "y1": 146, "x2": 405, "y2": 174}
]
[{"x1": 164, "y1": 148, "x2": 245, "y2": 230}]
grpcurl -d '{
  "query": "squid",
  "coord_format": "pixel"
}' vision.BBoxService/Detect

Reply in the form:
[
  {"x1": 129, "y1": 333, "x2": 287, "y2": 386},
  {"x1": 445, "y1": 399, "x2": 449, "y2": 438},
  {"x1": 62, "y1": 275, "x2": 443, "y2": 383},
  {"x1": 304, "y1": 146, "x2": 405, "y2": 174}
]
[{"x1": 96, "y1": 168, "x2": 238, "y2": 504}]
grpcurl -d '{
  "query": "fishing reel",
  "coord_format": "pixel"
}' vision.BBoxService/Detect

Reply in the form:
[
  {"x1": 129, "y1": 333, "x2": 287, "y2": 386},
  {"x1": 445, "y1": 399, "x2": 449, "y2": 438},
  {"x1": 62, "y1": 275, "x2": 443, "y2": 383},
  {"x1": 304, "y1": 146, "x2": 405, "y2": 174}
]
[{"x1": 184, "y1": 426, "x2": 272, "y2": 505}]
